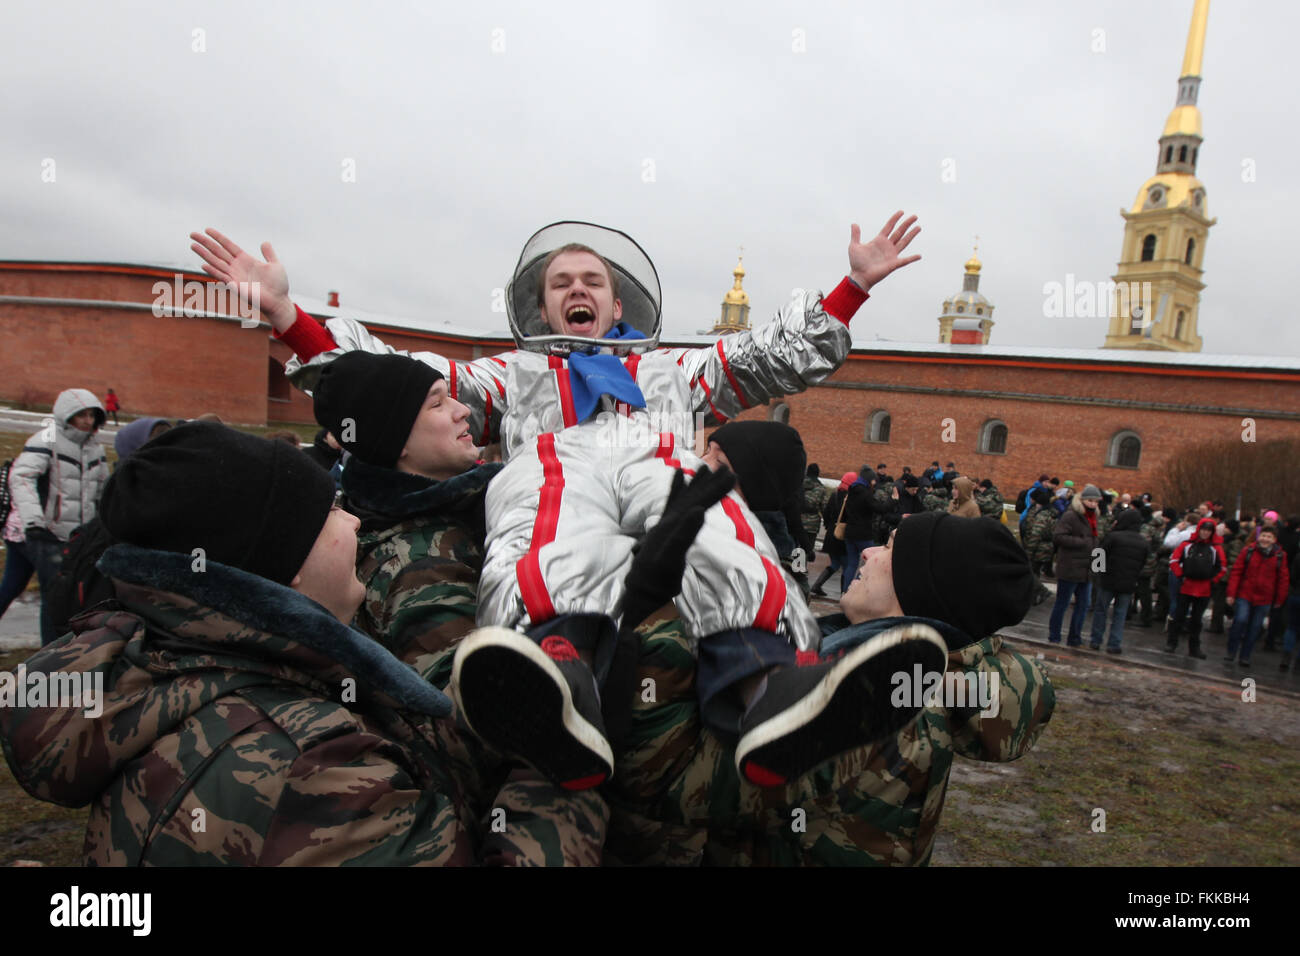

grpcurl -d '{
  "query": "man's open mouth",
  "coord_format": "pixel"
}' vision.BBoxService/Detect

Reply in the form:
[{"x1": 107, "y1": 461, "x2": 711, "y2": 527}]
[{"x1": 565, "y1": 305, "x2": 595, "y2": 333}]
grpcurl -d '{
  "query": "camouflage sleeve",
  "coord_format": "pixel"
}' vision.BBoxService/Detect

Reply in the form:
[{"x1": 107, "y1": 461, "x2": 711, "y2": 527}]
[
  {"x1": 358, "y1": 538, "x2": 481, "y2": 690},
  {"x1": 479, "y1": 767, "x2": 609, "y2": 867},
  {"x1": 946, "y1": 635, "x2": 1056, "y2": 762},
  {"x1": 88, "y1": 713, "x2": 475, "y2": 867}
]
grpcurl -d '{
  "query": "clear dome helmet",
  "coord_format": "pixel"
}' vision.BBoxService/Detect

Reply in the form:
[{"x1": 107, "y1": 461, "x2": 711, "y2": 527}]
[{"x1": 506, "y1": 221, "x2": 662, "y2": 355}]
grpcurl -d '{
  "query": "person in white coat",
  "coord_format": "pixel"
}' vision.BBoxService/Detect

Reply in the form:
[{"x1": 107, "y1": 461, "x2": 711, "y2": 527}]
[{"x1": 9, "y1": 388, "x2": 109, "y2": 644}]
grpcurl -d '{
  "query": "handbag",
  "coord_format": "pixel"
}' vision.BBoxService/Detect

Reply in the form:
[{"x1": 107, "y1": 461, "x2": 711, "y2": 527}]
[{"x1": 833, "y1": 493, "x2": 849, "y2": 541}]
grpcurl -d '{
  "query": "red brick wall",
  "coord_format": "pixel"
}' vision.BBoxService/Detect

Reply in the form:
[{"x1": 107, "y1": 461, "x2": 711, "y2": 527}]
[
  {"x1": 0, "y1": 265, "x2": 268, "y2": 423},
  {"x1": 5, "y1": 263, "x2": 1297, "y2": 505},
  {"x1": 759, "y1": 353, "x2": 1300, "y2": 500}
]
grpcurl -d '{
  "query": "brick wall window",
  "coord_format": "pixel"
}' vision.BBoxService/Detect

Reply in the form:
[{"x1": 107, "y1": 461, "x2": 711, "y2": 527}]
[
  {"x1": 1108, "y1": 431, "x2": 1142, "y2": 469},
  {"x1": 865, "y1": 409, "x2": 891, "y2": 443},
  {"x1": 978, "y1": 419, "x2": 1008, "y2": 454}
]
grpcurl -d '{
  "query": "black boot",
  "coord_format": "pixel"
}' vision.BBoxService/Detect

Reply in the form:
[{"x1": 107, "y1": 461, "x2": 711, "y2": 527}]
[
  {"x1": 1165, "y1": 621, "x2": 1180, "y2": 652},
  {"x1": 1188, "y1": 636, "x2": 1207, "y2": 660},
  {"x1": 810, "y1": 566, "x2": 834, "y2": 597}
]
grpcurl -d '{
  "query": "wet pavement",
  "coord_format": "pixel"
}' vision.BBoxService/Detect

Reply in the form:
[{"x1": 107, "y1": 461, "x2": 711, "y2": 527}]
[{"x1": 0, "y1": 591, "x2": 40, "y2": 652}]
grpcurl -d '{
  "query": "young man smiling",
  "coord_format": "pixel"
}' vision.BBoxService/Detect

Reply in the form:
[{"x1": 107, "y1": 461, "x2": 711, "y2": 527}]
[{"x1": 191, "y1": 213, "x2": 943, "y2": 795}]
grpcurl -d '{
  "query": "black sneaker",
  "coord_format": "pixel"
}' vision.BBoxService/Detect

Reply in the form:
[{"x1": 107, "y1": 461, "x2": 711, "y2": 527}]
[
  {"x1": 735, "y1": 623, "x2": 948, "y2": 788},
  {"x1": 451, "y1": 627, "x2": 613, "y2": 790},
  {"x1": 1222, "y1": 655, "x2": 1235, "y2": 663},
  {"x1": 1106, "y1": 647, "x2": 1123, "y2": 655}
]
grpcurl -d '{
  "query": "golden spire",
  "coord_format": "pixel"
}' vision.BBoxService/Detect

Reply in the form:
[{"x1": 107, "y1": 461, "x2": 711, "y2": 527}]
[
  {"x1": 723, "y1": 253, "x2": 749, "y2": 305},
  {"x1": 964, "y1": 236, "x2": 981, "y2": 275},
  {"x1": 1181, "y1": 0, "x2": 1209, "y2": 77},
  {"x1": 1163, "y1": 0, "x2": 1209, "y2": 137}
]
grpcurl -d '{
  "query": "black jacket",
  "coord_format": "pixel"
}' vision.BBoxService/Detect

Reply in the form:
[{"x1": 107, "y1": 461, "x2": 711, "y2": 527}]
[
  {"x1": 1098, "y1": 509, "x2": 1149, "y2": 594},
  {"x1": 822, "y1": 488, "x2": 847, "y2": 554},
  {"x1": 842, "y1": 481, "x2": 878, "y2": 541}
]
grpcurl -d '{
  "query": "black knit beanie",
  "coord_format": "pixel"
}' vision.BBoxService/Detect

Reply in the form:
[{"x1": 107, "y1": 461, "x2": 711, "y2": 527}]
[
  {"x1": 709, "y1": 422, "x2": 806, "y2": 550},
  {"x1": 312, "y1": 352, "x2": 443, "y2": 469},
  {"x1": 891, "y1": 511, "x2": 1033, "y2": 641},
  {"x1": 709, "y1": 422, "x2": 805, "y2": 514},
  {"x1": 99, "y1": 422, "x2": 337, "y2": 586}
]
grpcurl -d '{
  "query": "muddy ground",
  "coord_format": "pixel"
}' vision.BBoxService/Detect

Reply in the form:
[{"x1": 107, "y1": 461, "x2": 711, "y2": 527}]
[{"x1": 933, "y1": 639, "x2": 1300, "y2": 866}]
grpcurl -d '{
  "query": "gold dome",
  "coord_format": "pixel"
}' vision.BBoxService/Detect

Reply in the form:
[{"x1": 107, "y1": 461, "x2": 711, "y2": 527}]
[
  {"x1": 723, "y1": 256, "x2": 749, "y2": 306},
  {"x1": 1130, "y1": 172, "x2": 1208, "y2": 215},
  {"x1": 964, "y1": 254, "x2": 982, "y2": 275}
]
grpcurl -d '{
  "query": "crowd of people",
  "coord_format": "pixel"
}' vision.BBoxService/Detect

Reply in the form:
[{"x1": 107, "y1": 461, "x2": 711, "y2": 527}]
[
  {"x1": 0, "y1": 214, "x2": 1065, "y2": 866},
  {"x1": 799, "y1": 465, "x2": 1297, "y2": 667}
]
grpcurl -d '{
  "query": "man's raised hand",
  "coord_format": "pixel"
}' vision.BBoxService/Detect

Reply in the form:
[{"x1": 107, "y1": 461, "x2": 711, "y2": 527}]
[
  {"x1": 189, "y1": 228, "x2": 296, "y2": 333},
  {"x1": 848, "y1": 211, "x2": 922, "y2": 292}
]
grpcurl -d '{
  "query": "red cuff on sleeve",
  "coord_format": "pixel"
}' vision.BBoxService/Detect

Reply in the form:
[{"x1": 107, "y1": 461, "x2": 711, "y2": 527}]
[
  {"x1": 275, "y1": 304, "x2": 338, "y2": 361},
  {"x1": 821, "y1": 277, "x2": 869, "y2": 326}
]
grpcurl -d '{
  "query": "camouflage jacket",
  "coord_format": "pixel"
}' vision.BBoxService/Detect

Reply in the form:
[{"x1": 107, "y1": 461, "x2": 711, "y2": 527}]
[
  {"x1": 800, "y1": 477, "x2": 830, "y2": 541},
  {"x1": 604, "y1": 612, "x2": 1055, "y2": 866},
  {"x1": 344, "y1": 458, "x2": 607, "y2": 866},
  {"x1": 1024, "y1": 504, "x2": 1057, "y2": 563},
  {"x1": 348, "y1": 459, "x2": 500, "y2": 691},
  {"x1": 0, "y1": 543, "x2": 477, "y2": 866},
  {"x1": 1139, "y1": 517, "x2": 1165, "y2": 578},
  {"x1": 1223, "y1": 530, "x2": 1248, "y2": 573},
  {"x1": 921, "y1": 490, "x2": 949, "y2": 514},
  {"x1": 975, "y1": 486, "x2": 1005, "y2": 519}
]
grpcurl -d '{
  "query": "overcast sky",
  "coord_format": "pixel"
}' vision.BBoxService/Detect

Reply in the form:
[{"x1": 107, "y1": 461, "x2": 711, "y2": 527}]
[{"x1": 3, "y1": 0, "x2": 1294, "y2": 356}]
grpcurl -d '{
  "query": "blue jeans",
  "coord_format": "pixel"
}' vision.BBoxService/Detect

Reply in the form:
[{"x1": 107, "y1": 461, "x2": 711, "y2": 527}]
[
  {"x1": 1227, "y1": 599, "x2": 1271, "y2": 663},
  {"x1": 841, "y1": 539, "x2": 873, "y2": 592},
  {"x1": 1167, "y1": 568, "x2": 1184, "y2": 621},
  {"x1": 697, "y1": 628, "x2": 798, "y2": 738},
  {"x1": 0, "y1": 540, "x2": 37, "y2": 618},
  {"x1": 1283, "y1": 594, "x2": 1300, "y2": 655},
  {"x1": 1049, "y1": 579, "x2": 1091, "y2": 644},
  {"x1": 1090, "y1": 586, "x2": 1132, "y2": 650},
  {"x1": 19, "y1": 536, "x2": 65, "y2": 646}
]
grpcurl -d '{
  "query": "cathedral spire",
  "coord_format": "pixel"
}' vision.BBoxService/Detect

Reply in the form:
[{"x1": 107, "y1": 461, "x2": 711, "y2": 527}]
[
  {"x1": 1103, "y1": 0, "x2": 1215, "y2": 352},
  {"x1": 1180, "y1": 0, "x2": 1209, "y2": 79}
]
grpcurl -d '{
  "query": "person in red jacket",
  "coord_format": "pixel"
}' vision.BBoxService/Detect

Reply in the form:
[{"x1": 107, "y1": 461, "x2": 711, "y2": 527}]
[
  {"x1": 103, "y1": 388, "x2": 120, "y2": 426},
  {"x1": 1166, "y1": 517, "x2": 1226, "y2": 659},
  {"x1": 1225, "y1": 526, "x2": 1289, "y2": 667}
]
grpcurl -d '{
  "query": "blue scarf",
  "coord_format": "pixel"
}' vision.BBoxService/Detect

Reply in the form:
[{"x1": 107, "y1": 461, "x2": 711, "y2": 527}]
[{"x1": 566, "y1": 323, "x2": 647, "y2": 423}]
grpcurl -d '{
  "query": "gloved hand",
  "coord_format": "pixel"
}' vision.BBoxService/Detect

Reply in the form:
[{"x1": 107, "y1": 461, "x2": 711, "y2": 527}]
[
  {"x1": 620, "y1": 464, "x2": 736, "y2": 633},
  {"x1": 24, "y1": 526, "x2": 59, "y2": 546}
]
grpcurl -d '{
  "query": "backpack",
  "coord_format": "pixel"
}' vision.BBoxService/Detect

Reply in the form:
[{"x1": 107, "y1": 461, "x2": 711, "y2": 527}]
[
  {"x1": 46, "y1": 517, "x2": 119, "y2": 635},
  {"x1": 0, "y1": 458, "x2": 51, "y2": 528},
  {"x1": 0, "y1": 459, "x2": 12, "y2": 528},
  {"x1": 1181, "y1": 541, "x2": 1219, "y2": 581},
  {"x1": 1015, "y1": 487, "x2": 1030, "y2": 514}
]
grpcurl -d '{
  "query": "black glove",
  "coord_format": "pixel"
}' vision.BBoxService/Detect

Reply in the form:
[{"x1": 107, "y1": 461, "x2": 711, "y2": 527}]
[
  {"x1": 620, "y1": 464, "x2": 736, "y2": 633},
  {"x1": 24, "y1": 526, "x2": 59, "y2": 546}
]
